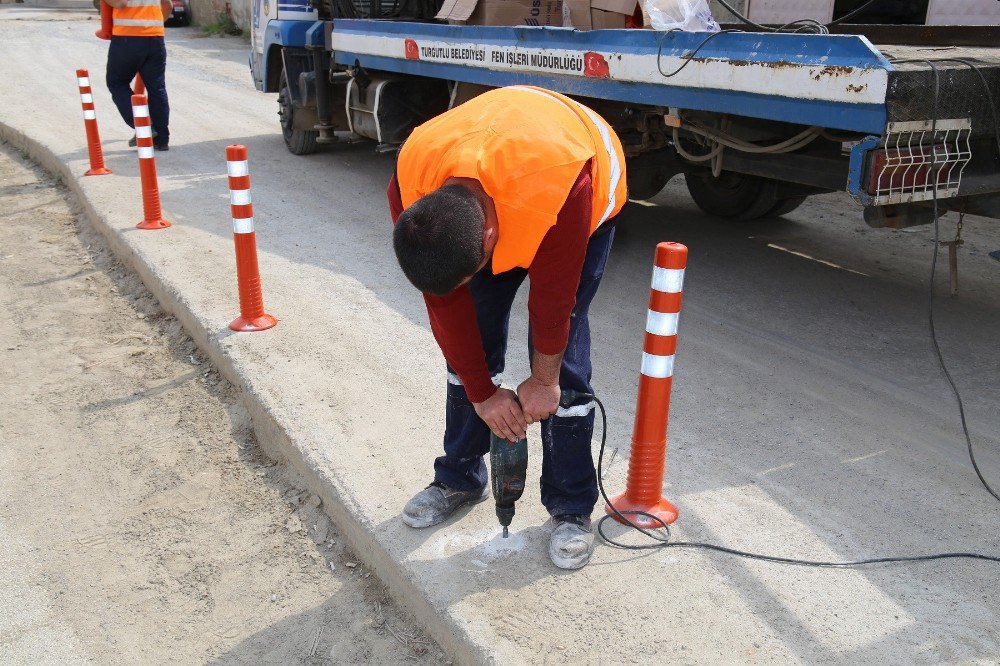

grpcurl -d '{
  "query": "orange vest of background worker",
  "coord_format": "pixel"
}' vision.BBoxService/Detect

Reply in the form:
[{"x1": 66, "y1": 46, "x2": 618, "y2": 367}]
[
  {"x1": 388, "y1": 86, "x2": 627, "y2": 570},
  {"x1": 104, "y1": 0, "x2": 172, "y2": 150},
  {"x1": 112, "y1": 0, "x2": 167, "y2": 36}
]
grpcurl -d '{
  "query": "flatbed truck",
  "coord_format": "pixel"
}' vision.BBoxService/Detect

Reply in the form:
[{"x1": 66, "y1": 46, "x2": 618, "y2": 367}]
[{"x1": 248, "y1": 2, "x2": 1000, "y2": 226}]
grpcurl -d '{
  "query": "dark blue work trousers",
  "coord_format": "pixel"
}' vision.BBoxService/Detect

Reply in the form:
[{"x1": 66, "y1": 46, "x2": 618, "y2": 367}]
[
  {"x1": 106, "y1": 36, "x2": 170, "y2": 145},
  {"x1": 435, "y1": 227, "x2": 616, "y2": 518}
]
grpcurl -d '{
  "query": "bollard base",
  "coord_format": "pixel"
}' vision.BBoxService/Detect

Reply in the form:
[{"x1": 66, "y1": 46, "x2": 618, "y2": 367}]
[
  {"x1": 606, "y1": 492, "x2": 678, "y2": 528},
  {"x1": 136, "y1": 218, "x2": 171, "y2": 230},
  {"x1": 85, "y1": 167, "x2": 112, "y2": 176},
  {"x1": 229, "y1": 313, "x2": 278, "y2": 332}
]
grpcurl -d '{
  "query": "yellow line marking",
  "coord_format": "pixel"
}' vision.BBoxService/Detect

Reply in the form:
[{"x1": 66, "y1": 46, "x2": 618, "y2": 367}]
[
  {"x1": 843, "y1": 449, "x2": 888, "y2": 464},
  {"x1": 759, "y1": 462, "x2": 796, "y2": 475},
  {"x1": 767, "y1": 243, "x2": 870, "y2": 277}
]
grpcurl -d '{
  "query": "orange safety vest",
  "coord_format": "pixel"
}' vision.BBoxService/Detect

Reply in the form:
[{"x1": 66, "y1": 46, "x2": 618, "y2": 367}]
[
  {"x1": 112, "y1": 0, "x2": 165, "y2": 37},
  {"x1": 397, "y1": 86, "x2": 627, "y2": 274}
]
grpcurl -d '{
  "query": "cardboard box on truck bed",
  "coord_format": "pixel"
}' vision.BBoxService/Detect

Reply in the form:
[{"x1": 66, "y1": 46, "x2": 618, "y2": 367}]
[
  {"x1": 436, "y1": 0, "x2": 563, "y2": 26},
  {"x1": 564, "y1": 0, "x2": 638, "y2": 29}
]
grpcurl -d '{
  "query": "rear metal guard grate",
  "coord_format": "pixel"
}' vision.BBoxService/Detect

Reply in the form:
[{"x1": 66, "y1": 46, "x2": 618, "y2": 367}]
[{"x1": 872, "y1": 119, "x2": 973, "y2": 206}]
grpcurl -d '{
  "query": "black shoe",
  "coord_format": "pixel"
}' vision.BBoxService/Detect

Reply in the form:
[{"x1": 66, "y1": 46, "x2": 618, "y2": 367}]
[
  {"x1": 154, "y1": 143, "x2": 169, "y2": 151},
  {"x1": 128, "y1": 129, "x2": 158, "y2": 147}
]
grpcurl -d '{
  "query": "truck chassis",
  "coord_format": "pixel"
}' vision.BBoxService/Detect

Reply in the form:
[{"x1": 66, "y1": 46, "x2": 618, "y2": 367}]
[{"x1": 249, "y1": 7, "x2": 1000, "y2": 225}]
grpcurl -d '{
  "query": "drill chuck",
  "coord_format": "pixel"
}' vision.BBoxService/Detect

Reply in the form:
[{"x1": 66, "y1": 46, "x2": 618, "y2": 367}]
[{"x1": 495, "y1": 502, "x2": 515, "y2": 527}]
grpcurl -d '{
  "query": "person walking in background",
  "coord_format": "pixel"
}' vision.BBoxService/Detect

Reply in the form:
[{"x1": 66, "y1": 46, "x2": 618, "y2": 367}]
[{"x1": 103, "y1": 0, "x2": 172, "y2": 150}]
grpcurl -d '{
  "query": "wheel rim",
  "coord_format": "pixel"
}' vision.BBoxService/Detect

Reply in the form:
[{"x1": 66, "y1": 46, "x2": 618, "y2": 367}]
[
  {"x1": 703, "y1": 173, "x2": 753, "y2": 196},
  {"x1": 278, "y1": 83, "x2": 293, "y2": 141}
]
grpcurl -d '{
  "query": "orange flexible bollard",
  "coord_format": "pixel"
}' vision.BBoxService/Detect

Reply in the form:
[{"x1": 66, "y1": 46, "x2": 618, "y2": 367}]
[
  {"x1": 96, "y1": 0, "x2": 112, "y2": 39},
  {"x1": 226, "y1": 145, "x2": 277, "y2": 332},
  {"x1": 607, "y1": 242, "x2": 688, "y2": 527},
  {"x1": 131, "y1": 94, "x2": 171, "y2": 230},
  {"x1": 76, "y1": 69, "x2": 112, "y2": 176},
  {"x1": 133, "y1": 75, "x2": 145, "y2": 96}
]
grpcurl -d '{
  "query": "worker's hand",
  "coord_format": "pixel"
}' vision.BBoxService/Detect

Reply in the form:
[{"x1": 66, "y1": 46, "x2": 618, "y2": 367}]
[
  {"x1": 517, "y1": 376, "x2": 560, "y2": 425},
  {"x1": 473, "y1": 388, "x2": 527, "y2": 442}
]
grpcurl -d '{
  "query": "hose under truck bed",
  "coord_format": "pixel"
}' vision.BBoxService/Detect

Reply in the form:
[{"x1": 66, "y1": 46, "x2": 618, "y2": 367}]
[{"x1": 318, "y1": 21, "x2": 1000, "y2": 214}]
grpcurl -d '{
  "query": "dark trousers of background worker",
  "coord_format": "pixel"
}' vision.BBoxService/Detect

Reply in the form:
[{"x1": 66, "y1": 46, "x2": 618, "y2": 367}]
[
  {"x1": 106, "y1": 36, "x2": 170, "y2": 146},
  {"x1": 436, "y1": 226, "x2": 616, "y2": 518}
]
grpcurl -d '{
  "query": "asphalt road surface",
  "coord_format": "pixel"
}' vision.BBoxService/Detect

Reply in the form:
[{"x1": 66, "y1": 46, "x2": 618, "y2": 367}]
[{"x1": 2, "y1": 4, "x2": 999, "y2": 662}]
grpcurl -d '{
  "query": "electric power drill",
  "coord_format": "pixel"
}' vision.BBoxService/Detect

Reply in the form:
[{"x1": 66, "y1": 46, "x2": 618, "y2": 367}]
[
  {"x1": 489, "y1": 390, "x2": 585, "y2": 538},
  {"x1": 489, "y1": 431, "x2": 527, "y2": 539}
]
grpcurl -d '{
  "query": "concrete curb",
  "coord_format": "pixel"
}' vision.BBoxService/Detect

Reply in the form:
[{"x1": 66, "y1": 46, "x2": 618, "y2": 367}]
[{"x1": 0, "y1": 121, "x2": 486, "y2": 666}]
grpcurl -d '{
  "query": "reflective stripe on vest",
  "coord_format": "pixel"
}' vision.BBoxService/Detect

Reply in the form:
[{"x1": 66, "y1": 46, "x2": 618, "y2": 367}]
[
  {"x1": 114, "y1": 18, "x2": 163, "y2": 25},
  {"x1": 112, "y1": 0, "x2": 164, "y2": 36},
  {"x1": 508, "y1": 86, "x2": 622, "y2": 225}
]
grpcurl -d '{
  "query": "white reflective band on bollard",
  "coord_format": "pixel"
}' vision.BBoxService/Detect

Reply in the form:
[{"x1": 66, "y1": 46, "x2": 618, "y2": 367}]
[
  {"x1": 135, "y1": 125, "x2": 153, "y2": 139},
  {"x1": 137, "y1": 146, "x2": 154, "y2": 159},
  {"x1": 651, "y1": 267, "x2": 685, "y2": 294},
  {"x1": 227, "y1": 160, "x2": 249, "y2": 177},
  {"x1": 230, "y1": 189, "x2": 251, "y2": 206},
  {"x1": 80, "y1": 93, "x2": 93, "y2": 103},
  {"x1": 232, "y1": 217, "x2": 254, "y2": 234},
  {"x1": 641, "y1": 352, "x2": 675, "y2": 379},
  {"x1": 78, "y1": 77, "x2": 90, "y2": 87},
  {"x1": 645, "y1": 309, "x2": 679, "y2": 337},
  {"x1": 133, "y1": 105, "x2": 150, "y2": 118},
  {"x1": 83, "y1": 110, "x2": 96, "y2": 120}
]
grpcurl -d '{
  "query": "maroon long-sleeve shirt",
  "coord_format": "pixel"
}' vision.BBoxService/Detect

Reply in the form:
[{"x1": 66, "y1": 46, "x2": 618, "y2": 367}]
[{"x1": 388, "y1": 167, "x2": 593, "y2": 403}]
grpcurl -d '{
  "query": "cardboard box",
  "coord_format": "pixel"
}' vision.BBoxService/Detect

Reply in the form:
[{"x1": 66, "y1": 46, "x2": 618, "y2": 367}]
[
  {"x1": 436, "y1": 0, "x2": 563, "y2": 26},
  {"x1": 745, "y1": 0, "x2": 834, "y2": 24},
  {"x1": 926, "y1": 0, "x2": 1000, "y2": 25},
  {"x1": 564, "y1": 0, "x2": 637, "y2": 29}
]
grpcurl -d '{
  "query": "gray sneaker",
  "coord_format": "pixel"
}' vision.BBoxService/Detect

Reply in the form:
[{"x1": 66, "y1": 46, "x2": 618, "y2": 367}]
[
  {"x1": 401, "y1": 482, "x2": 489, "y2": 528},
  {"x1": 548, "y1": 515, "x2": 595, "y2": 570}
]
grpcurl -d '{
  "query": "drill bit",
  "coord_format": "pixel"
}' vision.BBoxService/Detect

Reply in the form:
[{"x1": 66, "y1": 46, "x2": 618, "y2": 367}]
[{"x1": 503, "y1": 526, "x2": 509, "y2": 539}]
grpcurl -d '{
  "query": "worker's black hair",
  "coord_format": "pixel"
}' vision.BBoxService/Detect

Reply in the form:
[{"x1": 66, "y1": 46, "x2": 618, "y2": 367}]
[{"x1": 393, "y1": 184, "x2": 486, "y2": 296}]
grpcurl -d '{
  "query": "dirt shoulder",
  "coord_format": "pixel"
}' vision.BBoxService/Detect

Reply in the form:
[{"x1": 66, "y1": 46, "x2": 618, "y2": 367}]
[{"x1": 0, "y1": 140, "x2": 444, "y2": 664}]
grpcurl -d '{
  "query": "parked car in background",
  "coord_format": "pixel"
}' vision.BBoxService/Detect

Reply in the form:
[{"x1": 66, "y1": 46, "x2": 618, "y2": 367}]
[
  {"x1": 165, "y1": 0, "x2": 190, "y2": 26},
  {"x1": 91, "y1": 0, "x2": 191, "y2": 26}
]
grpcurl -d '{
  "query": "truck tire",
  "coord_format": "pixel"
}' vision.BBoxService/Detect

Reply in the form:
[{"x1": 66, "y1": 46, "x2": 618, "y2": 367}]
[
  {"x1": 626, "y1": 166, "x2": 671, "y2": 201},
  {"x1": 766, "y1": 196, "x2": 807, "y2": 218},
  {"x1": 686, "y1": 173, "x2": 781, "y2": 221},
  {"x1": 625, "y1": 150, "x2": 678, "y2": 201},
  {"x1": 278, "y1": 70, "x2": 319, "y2": 156}
]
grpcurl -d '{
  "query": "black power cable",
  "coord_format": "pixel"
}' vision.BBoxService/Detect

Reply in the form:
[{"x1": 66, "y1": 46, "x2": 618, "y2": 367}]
[
  {"x1": 656, "y1": 28, "x2": 740, "y2": 78},
  {"x1": 828, "y1": 0, "x2": 885, "y2": 25},
  {"x1": 579, "y1": 391, "x2": 999, "y2": 565},
  {"x1": 890, "y1": 57, "x2": 1000, "y2": 166},
  {"x1": 886, "y1": 57, "x2": 1000, "y2": 503},
  {"x1": 577, "y1": 58, "x2": 1000, "y2": 557},
  {"x1": 713, "y1": 0, "x2": 883, "y2": 33}
]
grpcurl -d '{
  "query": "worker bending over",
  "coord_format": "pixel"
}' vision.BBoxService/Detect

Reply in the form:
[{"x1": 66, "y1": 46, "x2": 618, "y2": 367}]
[{"x1": 387, "y1": 86, "x2": 626, "y2": 569}]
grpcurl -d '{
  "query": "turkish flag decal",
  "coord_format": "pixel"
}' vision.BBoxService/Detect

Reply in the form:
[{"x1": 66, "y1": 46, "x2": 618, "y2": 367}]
[
  {"x1": 584, "y1": 51, "x2": 610, "y2": 79},
  {"x1": 404, "y1": 38, "x2": 419, "y2": 60}
]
